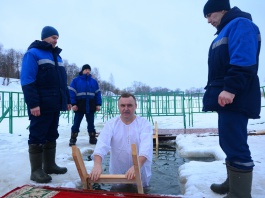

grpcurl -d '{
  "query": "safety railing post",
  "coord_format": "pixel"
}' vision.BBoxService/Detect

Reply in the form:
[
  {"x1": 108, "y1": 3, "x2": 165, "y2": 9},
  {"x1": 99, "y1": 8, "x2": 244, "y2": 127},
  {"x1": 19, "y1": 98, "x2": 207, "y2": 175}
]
[{"x1": 9, "y1": 92, "x2": 13, "y2": 134}]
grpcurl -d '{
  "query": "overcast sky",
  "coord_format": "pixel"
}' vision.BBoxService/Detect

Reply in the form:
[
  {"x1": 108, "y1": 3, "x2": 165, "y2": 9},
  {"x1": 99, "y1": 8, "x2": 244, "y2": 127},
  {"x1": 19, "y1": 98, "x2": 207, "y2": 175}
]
[{"x1": 0, "y1": 0, "x2": 264, "y2": 90}]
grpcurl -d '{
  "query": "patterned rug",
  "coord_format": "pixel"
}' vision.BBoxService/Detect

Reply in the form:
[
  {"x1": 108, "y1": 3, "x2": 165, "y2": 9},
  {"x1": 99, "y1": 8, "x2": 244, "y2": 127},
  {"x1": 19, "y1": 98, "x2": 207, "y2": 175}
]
[
  {"x1": 2, "y1": 185, "x2": 59, "y2": 198},
  {"x1": 2, "y1": 185, "x2": 181, "y2": 198}
]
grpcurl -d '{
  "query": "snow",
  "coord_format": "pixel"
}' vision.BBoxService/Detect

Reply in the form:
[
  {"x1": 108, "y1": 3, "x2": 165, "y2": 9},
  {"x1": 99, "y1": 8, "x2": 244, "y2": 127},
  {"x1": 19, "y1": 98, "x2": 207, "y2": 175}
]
[{"x1": 1, "y1": 78, "x2": 265, "y2": 197}]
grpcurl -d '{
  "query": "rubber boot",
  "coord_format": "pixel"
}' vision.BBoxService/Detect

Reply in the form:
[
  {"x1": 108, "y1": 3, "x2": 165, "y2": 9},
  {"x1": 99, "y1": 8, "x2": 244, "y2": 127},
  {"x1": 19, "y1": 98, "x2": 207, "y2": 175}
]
[
  {"x1": 89, "y1": 132, "x2": 97, "y2": 144},
  {"x1": 69, "y1": 132, "x2": 78, "y2": 146},
  {"x1": 210, "y1": 163, "x2": 229, "y2": 194},
  {"x1": 29, "y1": 144, "x2": 52, "y2": 183},
  {"x1": 43, "y1": 141, "x2": 67, "y2": 174},
  {"x1": 211, "y1": 178, "x2": 229, "y2": 195},
  {"x1": 224, "y1": 164, "x2": 253, "y2": 198}
]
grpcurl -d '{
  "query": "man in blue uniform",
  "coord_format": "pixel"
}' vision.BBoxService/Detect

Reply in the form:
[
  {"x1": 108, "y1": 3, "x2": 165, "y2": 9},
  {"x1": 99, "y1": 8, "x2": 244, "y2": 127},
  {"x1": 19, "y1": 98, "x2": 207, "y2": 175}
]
[
  {"x1": 202, "y1": 0, "x2": 261, "y2": 197},
  {"x1": 68, "y1": 64, "x2": 102, "y2": 146},
  {"x1": 21, "y1": 26, "x2": 72, "y2": 183}
]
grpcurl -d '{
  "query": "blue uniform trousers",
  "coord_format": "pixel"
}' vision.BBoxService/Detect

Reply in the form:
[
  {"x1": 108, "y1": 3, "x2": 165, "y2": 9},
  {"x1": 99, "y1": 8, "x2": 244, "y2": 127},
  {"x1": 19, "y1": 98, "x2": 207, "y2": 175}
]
[
  {"x1": 218, "y1": 110, "x2": 254, "y2": 170},
  {"x1": 71, "y1": 111, "x2": 95, "y2": 134},
  {"x1": 28, "y1": 112, "x2": 60, "y2": 144}
]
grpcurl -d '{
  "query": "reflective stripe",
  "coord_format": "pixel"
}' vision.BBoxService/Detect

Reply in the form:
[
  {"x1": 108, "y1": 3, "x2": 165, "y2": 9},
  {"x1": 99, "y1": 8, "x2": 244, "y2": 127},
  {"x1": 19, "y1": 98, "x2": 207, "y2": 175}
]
[
  {"x1": 212, "y1": 37, "x2": 228, "y2": 50},
  {"x1": 38, "y1": 59, "x2": 64, "y2": 66},
  {"x1": 212, "y1": 35, "x2": 260, "y2": 50},
  {"x1": 95, "y1": 89, "x2": 100, "y2": 93},
  {"x1": 38, "y1": 59, "x2": 55, "y2": 65},
  {"x1": 68, "y1": 86, "x2": 77, "y2": 95},
  {"x1": 69, "y1": 86, "x2": 97, "y2": 97},
  {"x1": 76, "y1": 92, "x2": 95, "y2": 96},
  {"x1": 87, "y1": 92, "x2": 95, "y2": 96}
]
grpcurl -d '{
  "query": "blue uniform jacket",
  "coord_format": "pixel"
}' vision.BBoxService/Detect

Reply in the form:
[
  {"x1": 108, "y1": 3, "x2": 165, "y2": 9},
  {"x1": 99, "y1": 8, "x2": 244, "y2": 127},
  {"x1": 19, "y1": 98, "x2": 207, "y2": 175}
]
[
  {"x1": 21, "y1": 40, "x2": 70, "y2": 114},
  {"x1": 69, "y1": 73, "x2": 102, "y2": 113},
  {"x1": 202, "y1": 7, "x2": 261, "y2": 119}
]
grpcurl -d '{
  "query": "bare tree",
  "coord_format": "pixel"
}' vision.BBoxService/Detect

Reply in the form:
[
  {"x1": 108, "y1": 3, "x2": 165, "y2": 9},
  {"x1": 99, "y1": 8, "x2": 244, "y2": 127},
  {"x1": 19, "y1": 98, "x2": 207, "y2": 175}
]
[
  {"x1": 109, "y1": 73, "x2": 115, "y2": 87},
  {"x1": 174, "y1": 88, "x2": 181, "y2": 92},
  {"x1": 14, "y1": 50, "x2": 24, "y2": 79},
  {"x1": 100, "y1": 80, "x2": 113, "y2": 96},
  {"x1": 2, "y1": 49, "x2": 12, "y2": 85},
  {"x1": 91, "y1": 67, "x2": 101, "y2": 82},
  {"x1": 0, "y1": 47, "x2": 24, "y2": 85},
  {"x1": 0, "y1": 44, "x2": 4, "y2": 78},
  {"x1": 132, "y1": 81, "x2": 151, "y2": 95},
  {"x1": 152, "y1": 87, "x2": 171, "y2": 93},
  {"x1": 112, "y1": 87, "x2": 121, "y2": 95},
  {"x1": 122, "y1": 87, "x2": 134, "y2": 94},
  {"x1": 63, "y1": 59, "x2": 80, "y2": 85},
  {"x1": 185, "y1": 87, "x2": 204, "y2": 95}
]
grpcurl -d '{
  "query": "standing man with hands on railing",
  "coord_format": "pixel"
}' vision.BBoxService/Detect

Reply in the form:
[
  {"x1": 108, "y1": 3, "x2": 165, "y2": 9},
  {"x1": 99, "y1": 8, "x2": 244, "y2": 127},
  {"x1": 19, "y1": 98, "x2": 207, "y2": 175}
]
[{"x1": 21, "y1": 26, "x2": 72, "y2": 183}]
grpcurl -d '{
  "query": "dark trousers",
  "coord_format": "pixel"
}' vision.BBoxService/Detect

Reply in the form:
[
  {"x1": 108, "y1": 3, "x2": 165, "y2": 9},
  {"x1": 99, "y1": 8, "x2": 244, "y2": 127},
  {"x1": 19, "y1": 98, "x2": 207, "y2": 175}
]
[
  {"x1": 28, "y1": 112, "x2": 60, "y2": 144},
  {"x1": 71, "y1": 111, "x2": 95, "y2": 133},
  {"x1": 218, "y1": 110, "x2": 254, "y2": 170}
]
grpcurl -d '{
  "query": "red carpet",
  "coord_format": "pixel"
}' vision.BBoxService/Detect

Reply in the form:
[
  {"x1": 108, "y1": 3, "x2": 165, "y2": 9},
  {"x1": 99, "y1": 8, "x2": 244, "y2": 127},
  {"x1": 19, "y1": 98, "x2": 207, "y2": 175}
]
[{"x1": 2, "y1": 185, "x2": 181, "y2": 198}]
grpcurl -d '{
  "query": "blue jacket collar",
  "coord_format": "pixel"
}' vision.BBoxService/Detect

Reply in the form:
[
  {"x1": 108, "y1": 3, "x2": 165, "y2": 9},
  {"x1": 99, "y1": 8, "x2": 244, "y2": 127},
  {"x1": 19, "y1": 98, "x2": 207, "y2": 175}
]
[
  {"x1": 216, "y1": 7, "x2": 252, "y2": 35},
  {"x1": 28, "y1": 40, "x2": 62, "y2": 55}
]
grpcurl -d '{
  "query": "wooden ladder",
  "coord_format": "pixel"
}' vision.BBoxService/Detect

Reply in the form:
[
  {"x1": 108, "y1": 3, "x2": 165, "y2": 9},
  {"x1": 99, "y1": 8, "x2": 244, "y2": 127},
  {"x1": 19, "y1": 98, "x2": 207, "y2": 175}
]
[{"x1": 72, "y1": 144, "x2": 144, "y2": 194}]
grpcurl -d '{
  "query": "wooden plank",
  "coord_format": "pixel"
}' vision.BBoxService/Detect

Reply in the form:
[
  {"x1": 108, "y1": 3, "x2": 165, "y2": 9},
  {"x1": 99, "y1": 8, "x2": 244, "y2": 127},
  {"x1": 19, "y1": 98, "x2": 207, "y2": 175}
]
[
  {"x1": 248, "y1": 130, "x2": 265, "y2": 136},
  {"x1": 255, "y1": 130, "x2": 265, "y2": 135},
  {"x1": 72, "y1": 146, "x2": 91, "y2": 190},
  {"x1": 99, "y1": 174, "x2": 127, "y2": 179},
  {"x1": 94, "y1": 178, "x2": 136, "y2": 184},
  {"x1": 153, "y1": 121, "x2": 159, "y2": 146},
  {"x1": 131, "y1": 144, "x2": 144, "y2": 194}
]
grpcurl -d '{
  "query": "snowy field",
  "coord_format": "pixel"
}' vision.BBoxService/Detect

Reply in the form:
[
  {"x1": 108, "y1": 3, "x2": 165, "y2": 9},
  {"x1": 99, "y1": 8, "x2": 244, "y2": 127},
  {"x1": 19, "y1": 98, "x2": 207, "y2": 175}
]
[{"x1": 1, "y1": 80, "x2": 265, "y2": 197}]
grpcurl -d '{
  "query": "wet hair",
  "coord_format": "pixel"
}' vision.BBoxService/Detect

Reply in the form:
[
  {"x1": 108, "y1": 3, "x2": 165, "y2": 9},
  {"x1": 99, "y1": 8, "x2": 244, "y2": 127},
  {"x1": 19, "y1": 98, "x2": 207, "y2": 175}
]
[{"x1": 118, "y1": 92, "x2": 136, "y2": 103}]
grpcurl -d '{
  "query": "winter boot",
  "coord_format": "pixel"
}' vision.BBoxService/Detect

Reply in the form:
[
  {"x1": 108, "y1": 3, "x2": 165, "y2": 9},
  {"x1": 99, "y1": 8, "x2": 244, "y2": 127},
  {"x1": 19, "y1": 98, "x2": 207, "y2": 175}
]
[
  {"x1": 69, "y1": 132, "x2": 78, "y2": 146},
  {"x1": 29, "y1": 144, "x2": 52, "y2": 183},
  {"x1": 224, "y1": 164, "x2": 253, "y2": 198},
  {"x1": 89, "y1": 132, "x2": 97, "y2": 144},
  {"x1": 211, "y1": 178, "x2": 229, "y2": 194},
  {"x1": 43, "y1": 141, "x2": 67, "y2": 174},
  {"x1": 210, "y1": 162, "x2": 229, "y2": 194}
]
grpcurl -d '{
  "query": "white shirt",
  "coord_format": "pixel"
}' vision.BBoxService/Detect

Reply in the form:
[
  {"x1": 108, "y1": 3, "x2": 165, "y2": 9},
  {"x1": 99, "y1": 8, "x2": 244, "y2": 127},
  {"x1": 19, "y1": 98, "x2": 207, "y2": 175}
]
[{"x1": 92, "y1": 115, "x2": 153, "y2": 187}]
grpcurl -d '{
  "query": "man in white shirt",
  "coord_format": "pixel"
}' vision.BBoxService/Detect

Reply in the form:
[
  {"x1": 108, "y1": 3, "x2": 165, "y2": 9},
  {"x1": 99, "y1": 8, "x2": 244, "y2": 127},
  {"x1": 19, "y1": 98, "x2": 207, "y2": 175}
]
[{"x1": 89, "y1": 92, "x2": 153, "y2": 187}]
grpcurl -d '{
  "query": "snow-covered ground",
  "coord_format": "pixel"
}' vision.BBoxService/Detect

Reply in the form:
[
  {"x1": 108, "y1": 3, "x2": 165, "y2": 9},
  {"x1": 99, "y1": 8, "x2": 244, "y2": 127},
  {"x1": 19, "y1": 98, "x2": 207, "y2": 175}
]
[{"x1": 1, "y1": 79, "x2": 265, "y2": 197}]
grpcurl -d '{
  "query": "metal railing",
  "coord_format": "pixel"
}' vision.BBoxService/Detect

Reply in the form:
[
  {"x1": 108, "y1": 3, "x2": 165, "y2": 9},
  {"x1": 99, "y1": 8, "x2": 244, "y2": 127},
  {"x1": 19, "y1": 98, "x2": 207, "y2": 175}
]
[{"x1": 1, "y1": 88, "x2": 264, "y2": 134}]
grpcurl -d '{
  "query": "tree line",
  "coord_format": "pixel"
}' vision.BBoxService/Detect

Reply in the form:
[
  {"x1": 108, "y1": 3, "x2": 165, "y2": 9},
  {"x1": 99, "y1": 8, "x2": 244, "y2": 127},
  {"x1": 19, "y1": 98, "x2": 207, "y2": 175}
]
[{"x1": 0, "y1": 44, "x2": 204, "y2": 95}]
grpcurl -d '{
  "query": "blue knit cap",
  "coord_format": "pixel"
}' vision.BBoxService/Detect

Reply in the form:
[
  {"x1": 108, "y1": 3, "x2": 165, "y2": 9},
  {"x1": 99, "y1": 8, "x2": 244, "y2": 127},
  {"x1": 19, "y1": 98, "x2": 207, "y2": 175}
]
[{"x1": 41, "y1": 26, "x2": 59, "y2": 40}]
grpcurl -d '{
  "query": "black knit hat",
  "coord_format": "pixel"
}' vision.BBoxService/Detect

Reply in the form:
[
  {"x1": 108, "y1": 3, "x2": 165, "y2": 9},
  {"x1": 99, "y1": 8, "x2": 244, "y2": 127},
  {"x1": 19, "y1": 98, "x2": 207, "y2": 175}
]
[
  {"x1": 41, "y1": 26, "x2": 59, "y2": 40},
  {"x1": 203, "y1": 0, "x2": 231, "y2": 17},
  {"x1": 81, "y1": 64, "x2": 91, "y2": 72}
]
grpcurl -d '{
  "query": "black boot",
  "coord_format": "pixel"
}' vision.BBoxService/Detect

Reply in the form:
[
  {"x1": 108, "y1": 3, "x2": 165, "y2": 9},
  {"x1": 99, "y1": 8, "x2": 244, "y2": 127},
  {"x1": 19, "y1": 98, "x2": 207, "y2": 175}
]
[
  {"x1": 224, "y1": 164, "x2": 252, "y2": 198},
  {"x1": 43, "y1": 141, "x2": 67, "y2": 174},
  {"x1": 29, "y1": 144, "x2": 52, "y2": 183},
  {"x1": 89, "y1": 132, "x2": 97, "y2": 144},
  {"x1": 69, "y1": 132, "x2": 78, "y2": 146},
  {"x1": 210, "y1": 162, "x2": 229, "y2": 194}
]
